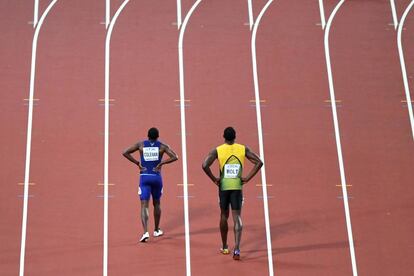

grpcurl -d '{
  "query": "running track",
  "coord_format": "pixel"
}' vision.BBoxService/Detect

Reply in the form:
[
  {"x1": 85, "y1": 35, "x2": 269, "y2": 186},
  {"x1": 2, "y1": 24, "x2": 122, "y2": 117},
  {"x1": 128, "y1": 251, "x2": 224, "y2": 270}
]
[{"x1": 1, "y1": 1, "x2": 413, "y2": 275}]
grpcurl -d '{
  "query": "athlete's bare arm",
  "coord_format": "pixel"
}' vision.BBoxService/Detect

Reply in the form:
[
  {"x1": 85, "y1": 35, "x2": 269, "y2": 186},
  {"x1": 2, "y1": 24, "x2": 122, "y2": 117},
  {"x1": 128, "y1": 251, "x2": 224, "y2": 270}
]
[
  {"x1": 154, "y1": 144, "x2": 178, "y2": 172},
  {"x1": 202, "y1": 149, "x2": 220, "y2": 186},
  {"x1": 122, "y1": 142, "x2": 145, "y2": 171},
  {"x1": 241, "y1": 146, "x2": 263, "y2": 183}
]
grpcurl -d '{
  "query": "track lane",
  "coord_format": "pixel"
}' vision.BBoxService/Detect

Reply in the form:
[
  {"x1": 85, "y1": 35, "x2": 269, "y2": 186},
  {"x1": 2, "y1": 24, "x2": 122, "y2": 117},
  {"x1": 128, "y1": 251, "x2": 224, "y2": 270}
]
[
  {"x1": 22, "y1": 1, "x2": 105, "y2": 275},
  {"x1": 0, "y1": 2, "x2": 33, "y2": 275},
  {"x1": 107, "y1": 1, "x2": 186, "y2": 275},
  {"x1": 330, "y1": 1, "x2": 414, "y2": 275},
  {"x1": 183, "y1": 1, "x2": 270, "y2": 274},
  {"x1": 256, "y1": 1, "x2": 353, "y2": 274}
]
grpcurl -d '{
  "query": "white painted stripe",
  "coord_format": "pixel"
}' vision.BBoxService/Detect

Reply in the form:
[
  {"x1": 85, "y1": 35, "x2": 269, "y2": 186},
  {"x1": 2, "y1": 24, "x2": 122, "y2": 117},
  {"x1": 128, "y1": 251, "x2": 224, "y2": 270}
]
[
  {"x1": 19, "y1": 2, "x2": 58, "y2": 275},
  {"x1": 178, "y1": 1, "x2": 202, "y2": 275},
  {"x1": 397, "y1": 0, "x2": 414, "y2": 141},
  {"x1": 106, "y1": 0, "x2": 110, "y2": 29},
  {"x1": 390, "y1": 0, "x2": 399, "y2": 29},
  {"x1": 247, "y1": 0, "x2": 254, "y2": 30},
  {"x1": 103, "y1": 1, "x2": 130, "y2": 276},
  {"x1": 251, "y1": 1, "x2": 274, "y2": 275},
  {"x1": 33, "y1": 0, "x2": 39, "y2": 28},
  {"x1": 318, "y1": 0, "x2": 326, "y2": 29},
  {"x1": 324, "y1": 1, "x2": 358, "y2": 275},
  {"x1": 177, "y1": 0, "x2": 182, "y2": 29}
]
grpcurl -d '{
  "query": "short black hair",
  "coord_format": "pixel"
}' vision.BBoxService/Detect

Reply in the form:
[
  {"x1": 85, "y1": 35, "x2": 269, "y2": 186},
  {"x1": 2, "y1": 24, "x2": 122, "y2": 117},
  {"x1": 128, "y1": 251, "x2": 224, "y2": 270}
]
[
  {"x1": 223, "y1": 127, "x2": 236, "y2": 141},
  {"x1": 148, "y1": 127, "x2": 159, "y2": 140}
]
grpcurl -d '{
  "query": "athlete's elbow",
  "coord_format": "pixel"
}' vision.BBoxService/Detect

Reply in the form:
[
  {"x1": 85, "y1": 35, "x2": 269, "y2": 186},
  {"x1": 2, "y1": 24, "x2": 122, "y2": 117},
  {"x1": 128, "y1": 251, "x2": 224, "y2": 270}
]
[{"x1": 258, "y1": 160, "x2": 264, "y2": 169}]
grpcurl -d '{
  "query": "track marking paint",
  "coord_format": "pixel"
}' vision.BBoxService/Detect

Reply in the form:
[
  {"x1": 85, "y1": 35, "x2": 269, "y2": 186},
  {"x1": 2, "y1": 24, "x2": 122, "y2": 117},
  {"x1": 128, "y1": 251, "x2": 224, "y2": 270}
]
[
  {"x1": 177, "y1": 0, "x2": 182, "y2": 29},
  {"x1": 255, "y1": 184, "x2": 273, "y2": 187},
  {"x1": 251, "y1": 1, "x2": 274, "y2": 275},
  {"x1": 249, "y1": 99, "x2": 266, "y2": 103},
  {"x1": 105, "y1": 0, "x2": 110, "y2": 29},
  {"x1": 33, "y1": 0, "x2": 39, "y2": 28},
  {"x1": 23, "y1": 98, "x2": 39, "y2": 101},
  {"x1": 19, "y1": 2, "x2": 59, "y2": 275},
  {"x1": 318, "y1": 0, "x2": 326, "y2": 29},
  {"x1": 177, "y1": 183, "x2": 195, "y2": 186},
  {"x1": 174, "y1": 99, "x2": 191, "y2": 102},
  {"x1": 18, "y1": 183, "x2": 36, "y2": 186},
  {"x1": 324, "y1": 99, "x2": 342, "y2": 103},
  {"x1": 99, "y1": 99, "x2": 115, "y2": 101},
  {"x1": 324, "y1": 1, "x2": 358, "y2": 275},
  {"x1": 397, "y1": 0, "x2": 414, "y2": 141},
  {"x1": 247, "y1": 0, "x2": 254, "y2": 30},
  {"x1": 178, "y1": 1, "x2": 203, "y2": 275},
  {"x1": 336, "y1": 184, "x2": 352, "y2": 187},
  {"x1": 390, "y1": 0, "x2": 398, "y2": 29},
  {"x1": 97, "y1": 183, "x2": 115, "y2": 186},
  {"x1": 103, "y1": 1, "x2": 130, "y2": 276}
]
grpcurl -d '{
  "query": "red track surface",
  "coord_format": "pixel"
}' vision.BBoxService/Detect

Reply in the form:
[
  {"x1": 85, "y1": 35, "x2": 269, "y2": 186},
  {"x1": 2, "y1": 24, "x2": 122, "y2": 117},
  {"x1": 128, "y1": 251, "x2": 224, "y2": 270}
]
[
  {"x1": 257, "y1": 1, "x2": 352, "y2": 274},
  {"x1": 0, "y1": 1, "x2": 32, "y2": 275},
  {"x1": 1, "y1": 1, "x2": 414, "y2": 276}
]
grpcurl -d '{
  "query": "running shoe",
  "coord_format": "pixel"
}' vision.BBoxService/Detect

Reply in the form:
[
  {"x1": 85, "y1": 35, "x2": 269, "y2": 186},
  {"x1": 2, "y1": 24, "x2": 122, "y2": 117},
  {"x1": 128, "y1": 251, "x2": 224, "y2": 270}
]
[
  {"x1": 233, "y1": 249, "x2": 241, "y2": 260},
  {"x1": 139, "y1": 232, "x2": 150, "y2": 243},
  {"x1": 220, "y1": 246, "x2": 230, "y2": 255},
  {"x1": 153, "y1": 229, "x2": 164, "y2": 237}
]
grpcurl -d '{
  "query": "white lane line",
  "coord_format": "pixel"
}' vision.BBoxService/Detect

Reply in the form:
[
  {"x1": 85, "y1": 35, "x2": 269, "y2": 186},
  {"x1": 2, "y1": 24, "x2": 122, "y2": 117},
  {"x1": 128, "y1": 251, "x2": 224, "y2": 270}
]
[
  {"x1": 19, "y1": 2, "x2": 58, "y2": 275},
  {"x1": 33, "y1": 0, "x2": 39, "y2": 28},
  {"x1": 178, "y1": 1, "x2": 202, "y2": 275},
  {"x1": 247, "y1": 0, "x2": 254, "y2": 30},
  {"x1": 390, "y1": 0, "x2": 399, "y2": 29},
  {"x1": 103, "y1": 1, "x2": 130, "y2": 276},
  {"x1": 106, "y1": 0, "x2": 110, "y2": 29},
  {"x1": 318, "y1": 0, "x2": 326, "y2": 29},
  {"x1": 324, "y1": 1, "x2": 359, "y2": 275},
  {"x1": 251, "y1": 1, "x2": 274, "y2": 275},
  {"x1": 397, "y1": 0, "x2": 414, "y2": 141},
  {"x1": 177, "y1": 0, "x2": 182, "y2": 29}
]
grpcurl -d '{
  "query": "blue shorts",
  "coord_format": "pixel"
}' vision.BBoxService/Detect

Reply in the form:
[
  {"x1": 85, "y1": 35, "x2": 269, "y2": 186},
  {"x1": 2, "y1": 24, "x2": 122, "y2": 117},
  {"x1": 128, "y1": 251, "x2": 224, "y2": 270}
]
[{"x1": 139, "y1": 174, "x2": 163, "y2": 201}]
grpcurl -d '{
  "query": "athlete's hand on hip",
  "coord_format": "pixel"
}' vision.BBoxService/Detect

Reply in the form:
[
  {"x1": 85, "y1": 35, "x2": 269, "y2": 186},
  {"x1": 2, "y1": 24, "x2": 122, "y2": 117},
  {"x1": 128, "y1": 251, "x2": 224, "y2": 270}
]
[
  {"x1": 214, "y1": 177, "x2": 220, "y2": 187},
  {"x1": 153, "y1": 164, "x2": 162, "y2": 173},
  {"x1": 241, "y1": 177, "x2": 248, "y2": 184},
  {"x1": 138, "y1": 164, "x2": 147, "y2": 173}
]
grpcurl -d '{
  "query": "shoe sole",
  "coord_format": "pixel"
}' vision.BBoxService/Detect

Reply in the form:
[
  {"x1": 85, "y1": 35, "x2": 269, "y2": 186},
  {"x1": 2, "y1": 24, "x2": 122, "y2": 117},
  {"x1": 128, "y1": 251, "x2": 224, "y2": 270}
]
[{"x1": 140, "y1": 237, "x2": 149, "y2": 243}]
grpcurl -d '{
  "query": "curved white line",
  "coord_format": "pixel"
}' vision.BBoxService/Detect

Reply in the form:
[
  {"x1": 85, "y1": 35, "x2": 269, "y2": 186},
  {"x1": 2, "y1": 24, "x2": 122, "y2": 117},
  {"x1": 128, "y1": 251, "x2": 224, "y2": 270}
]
[
  {"x1": 247, "y1": 0, "x2": 254, "y2": 30},
  {"x1": 33, "y1": 0, "x2": 39, "y2": 27},
  {"x1": 178, "y1": 1, "x2": 202, "y2": 275},
  {"x1": 390, "y1": 0, "x2": 399, "y2": 29},
  {"x1": 251, "y1": 1, "x2": 274, "y2": 275},
  {"x1": 177, "y1": 0, "x2": 182, "y2": 29},
  {"x1": 106, "y1": 0, "x2": 111, "y2": 29},
  {"x1": 318, "y1": 0, "x2": 326, "y2": 29},
  {"x1": 324, "y1": 1, "x2": 358, "y2": 275},
  {"x1": 19, "y1": 2, "x2": 59, "y2": 275},
  {"x1": 397, "y1": 0, "x2": 414, "y2": 141},
  {"x1": 103, "y1": 1, "x2": 130, "y2": 276}
]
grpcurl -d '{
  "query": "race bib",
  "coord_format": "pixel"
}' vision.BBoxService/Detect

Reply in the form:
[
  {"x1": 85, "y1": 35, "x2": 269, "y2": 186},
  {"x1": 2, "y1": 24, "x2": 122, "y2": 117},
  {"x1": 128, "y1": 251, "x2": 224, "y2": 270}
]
[
  {"x1": 143, "y1": 147, "x2": 159, "y2": 161},
  {"x1": 224, "y1": 164, "x2": 241, "y2": 178}
]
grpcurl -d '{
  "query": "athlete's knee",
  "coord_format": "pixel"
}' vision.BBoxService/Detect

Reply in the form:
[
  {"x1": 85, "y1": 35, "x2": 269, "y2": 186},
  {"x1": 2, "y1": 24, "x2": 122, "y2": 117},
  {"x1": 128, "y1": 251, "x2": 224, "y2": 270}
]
[
  {"x1": 153, "y1": 199, "x2": 161, "y2": 207},
  {"x1": 220, "y1": 209, "x2": 229, "y2": 220}
]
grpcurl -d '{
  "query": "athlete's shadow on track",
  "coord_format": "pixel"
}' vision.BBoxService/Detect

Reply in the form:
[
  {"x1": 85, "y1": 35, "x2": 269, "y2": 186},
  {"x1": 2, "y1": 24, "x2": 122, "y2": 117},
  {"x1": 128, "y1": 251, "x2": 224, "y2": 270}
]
[{"x1": 241, "y1": 220, "x2": 351, "y2": 261}]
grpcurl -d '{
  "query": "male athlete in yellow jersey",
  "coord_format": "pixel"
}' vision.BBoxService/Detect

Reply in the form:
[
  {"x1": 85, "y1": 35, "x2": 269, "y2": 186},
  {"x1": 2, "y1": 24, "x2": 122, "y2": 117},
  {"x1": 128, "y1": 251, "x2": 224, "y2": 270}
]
[{"x1": 202, "y1": 127, "x2": 263, "y2": 260}]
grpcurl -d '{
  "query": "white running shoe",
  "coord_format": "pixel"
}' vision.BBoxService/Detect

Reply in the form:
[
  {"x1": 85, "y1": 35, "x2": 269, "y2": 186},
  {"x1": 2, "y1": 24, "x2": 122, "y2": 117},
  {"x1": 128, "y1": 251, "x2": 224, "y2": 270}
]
[
  {"x1": 153, "y1": 229, "x2": 164, "y2": 237},
  {"x1": 139, "y1": 232, "x2": 150, "y2": 242}
]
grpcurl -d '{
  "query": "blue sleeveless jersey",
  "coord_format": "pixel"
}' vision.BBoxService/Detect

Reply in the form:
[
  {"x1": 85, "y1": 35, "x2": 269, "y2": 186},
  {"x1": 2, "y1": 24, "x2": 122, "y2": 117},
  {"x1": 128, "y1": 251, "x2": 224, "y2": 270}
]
[{"x1": 140, "y1": 140, "x2": 162, "y2": 175}]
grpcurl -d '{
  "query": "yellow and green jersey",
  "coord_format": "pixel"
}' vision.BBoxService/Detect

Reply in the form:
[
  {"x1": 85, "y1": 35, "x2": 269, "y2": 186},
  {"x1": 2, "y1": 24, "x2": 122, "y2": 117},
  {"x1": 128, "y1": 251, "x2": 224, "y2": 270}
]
[{"x1": 217, "y1": 143, "x2": 245, "y2": 190}]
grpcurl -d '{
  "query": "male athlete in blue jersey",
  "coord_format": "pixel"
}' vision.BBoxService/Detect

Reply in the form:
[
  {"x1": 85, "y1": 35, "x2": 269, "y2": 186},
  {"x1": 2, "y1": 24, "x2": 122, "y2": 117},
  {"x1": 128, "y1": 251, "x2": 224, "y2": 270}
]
[{"x1": 123, "y1": 127, "x2": 178, "y2": 242}]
